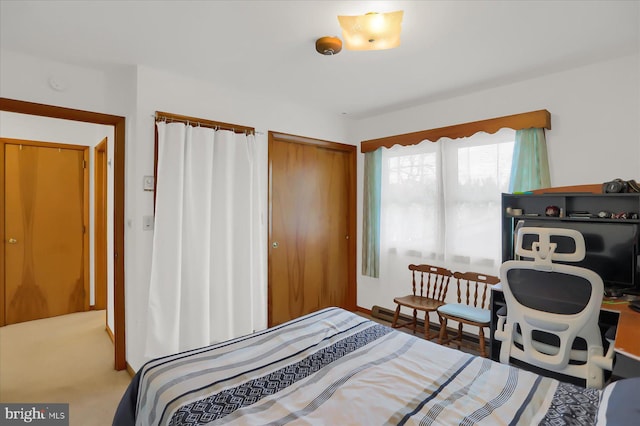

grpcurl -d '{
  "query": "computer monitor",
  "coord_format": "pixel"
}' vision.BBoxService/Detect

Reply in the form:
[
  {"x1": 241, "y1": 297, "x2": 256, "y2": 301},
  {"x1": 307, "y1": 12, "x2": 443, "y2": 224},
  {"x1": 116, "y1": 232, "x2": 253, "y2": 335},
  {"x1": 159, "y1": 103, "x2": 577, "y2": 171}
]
[{"x1": 513, "y1": 220, "x2": 639, "y2": 294}]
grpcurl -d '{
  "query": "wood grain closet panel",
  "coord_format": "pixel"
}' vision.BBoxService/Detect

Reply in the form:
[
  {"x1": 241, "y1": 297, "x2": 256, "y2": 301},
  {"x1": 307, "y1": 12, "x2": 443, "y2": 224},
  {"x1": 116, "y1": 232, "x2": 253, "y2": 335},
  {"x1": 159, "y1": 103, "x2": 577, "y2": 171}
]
[
  {"x1": 5, "y1": 143, "x2": 86, "y2": 324},
  {"x1": 269, "y1": 137, "x2": 352, "y2": 326}
]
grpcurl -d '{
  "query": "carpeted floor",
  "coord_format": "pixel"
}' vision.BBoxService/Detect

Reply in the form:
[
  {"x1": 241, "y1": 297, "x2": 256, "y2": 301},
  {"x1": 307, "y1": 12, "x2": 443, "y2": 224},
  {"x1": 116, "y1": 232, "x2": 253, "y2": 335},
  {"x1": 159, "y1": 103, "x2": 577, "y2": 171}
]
[{"x1": 0, "y1": 310, "x2": 132, "y2": 425}]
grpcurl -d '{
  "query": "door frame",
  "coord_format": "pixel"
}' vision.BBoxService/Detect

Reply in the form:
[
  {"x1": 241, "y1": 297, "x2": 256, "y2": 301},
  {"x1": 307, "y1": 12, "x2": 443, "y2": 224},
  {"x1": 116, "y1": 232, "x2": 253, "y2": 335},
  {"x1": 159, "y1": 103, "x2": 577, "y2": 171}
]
[
  {"x1": 94, "y1": 138, "x2": 107, "y2": 312},
  {"x1": 267, "y1": 131, "x2": 357, "y2": 326},
  {"x1": 2, "y1": 138, "x2": 91, "y2": 318},
  {"x1": 0, "y1": 98, "x2": 127, "y2": 371}
]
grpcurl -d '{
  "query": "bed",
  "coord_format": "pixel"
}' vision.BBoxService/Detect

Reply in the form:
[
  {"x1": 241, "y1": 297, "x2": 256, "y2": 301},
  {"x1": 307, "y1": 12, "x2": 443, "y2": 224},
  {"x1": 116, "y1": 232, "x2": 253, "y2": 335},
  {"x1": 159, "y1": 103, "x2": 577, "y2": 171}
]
[{"x1": 114, "y1": 307, "x2": 637, "y2": 425}]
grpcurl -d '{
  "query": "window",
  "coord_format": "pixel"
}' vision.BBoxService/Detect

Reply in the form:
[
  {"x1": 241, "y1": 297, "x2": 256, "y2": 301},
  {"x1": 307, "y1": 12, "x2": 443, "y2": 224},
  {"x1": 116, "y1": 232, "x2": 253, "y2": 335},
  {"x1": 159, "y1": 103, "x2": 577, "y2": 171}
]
[{"x1": 380, "y1": 128, "x2": 514, "y2": 275}]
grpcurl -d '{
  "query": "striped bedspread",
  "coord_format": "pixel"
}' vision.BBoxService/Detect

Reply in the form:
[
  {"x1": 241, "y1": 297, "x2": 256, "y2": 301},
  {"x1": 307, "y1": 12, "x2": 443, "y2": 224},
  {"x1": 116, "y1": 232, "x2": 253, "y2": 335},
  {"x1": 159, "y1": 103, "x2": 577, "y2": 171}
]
[{"x1": 126, "y1": 307, "x2": 602, "y2": 425}]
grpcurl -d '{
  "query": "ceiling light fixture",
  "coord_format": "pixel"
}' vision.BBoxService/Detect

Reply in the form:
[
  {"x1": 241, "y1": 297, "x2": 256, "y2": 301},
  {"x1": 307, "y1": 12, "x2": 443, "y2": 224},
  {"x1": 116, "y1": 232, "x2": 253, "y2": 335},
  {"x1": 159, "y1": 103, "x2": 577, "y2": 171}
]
[
  {"x1": 338, "y1": 10, "x2": 403, "y2": 51},
  {"x1": 315, "y1": 36, "x2": 343, "y2": 55}
]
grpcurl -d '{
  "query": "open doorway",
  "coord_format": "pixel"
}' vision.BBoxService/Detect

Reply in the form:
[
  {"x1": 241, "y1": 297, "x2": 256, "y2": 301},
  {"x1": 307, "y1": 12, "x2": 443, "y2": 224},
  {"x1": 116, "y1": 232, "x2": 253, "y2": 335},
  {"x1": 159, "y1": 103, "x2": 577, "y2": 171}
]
[{"x1": 0, "y1": 98, "x2": 126, "y2": 370}]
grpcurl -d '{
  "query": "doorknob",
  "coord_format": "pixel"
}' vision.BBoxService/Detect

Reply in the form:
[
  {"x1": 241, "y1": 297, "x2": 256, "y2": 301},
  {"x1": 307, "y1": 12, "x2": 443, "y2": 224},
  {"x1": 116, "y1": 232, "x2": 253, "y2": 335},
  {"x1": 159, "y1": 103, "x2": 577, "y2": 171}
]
[
  {"x1": 7, "y1": 238, "x2": 17, "y2": 244},
  {"x1": 272, "y1": 241, "x2": 279, "y2": 248}
]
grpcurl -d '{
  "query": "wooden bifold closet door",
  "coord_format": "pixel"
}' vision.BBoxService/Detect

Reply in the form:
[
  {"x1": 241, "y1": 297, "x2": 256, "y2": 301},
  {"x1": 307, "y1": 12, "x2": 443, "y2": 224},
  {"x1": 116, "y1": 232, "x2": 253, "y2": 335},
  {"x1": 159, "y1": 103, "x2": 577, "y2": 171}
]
[
  {"x1": 3, "y1": 139, "x2": 89, "y2": 325},
  {"x1": 268, "y1": 132, "x2": 356, "y2": 326}
]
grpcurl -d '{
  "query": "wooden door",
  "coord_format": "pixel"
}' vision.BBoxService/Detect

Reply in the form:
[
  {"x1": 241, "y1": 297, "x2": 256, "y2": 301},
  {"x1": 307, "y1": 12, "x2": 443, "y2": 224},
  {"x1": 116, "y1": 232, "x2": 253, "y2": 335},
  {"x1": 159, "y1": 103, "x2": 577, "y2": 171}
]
[
  {"x1": 268, "y1": 132, "x2": 356, "y2": 326},
  {"x1": 3, "y1": 139, "x2": 89, "y2": 325}
]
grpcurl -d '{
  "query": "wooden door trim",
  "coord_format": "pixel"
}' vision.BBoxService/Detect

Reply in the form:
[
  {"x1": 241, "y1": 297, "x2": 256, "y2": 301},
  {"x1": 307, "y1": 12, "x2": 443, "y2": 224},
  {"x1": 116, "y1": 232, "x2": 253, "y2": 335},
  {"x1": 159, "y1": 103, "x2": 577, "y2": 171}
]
[
  {"x1": 269, "y1": 132, "x2": 352, "y2": 151},
  {"x1": 267, "y1": 131, "x2": 357, "y2": 326},
  {"x1": 0, "y1": 98, "x2": 127, "y2": 371},
  {"x1": 81, "y1": 146, "x2": 90, "y2": 312},
  {"x1": 94, "y1": 138, "x2": 107, "y2": 311},
  {"x1": 0, "y1": 136, "x2": 4, "y2": 327},
  {"x1": 2, "y1": 138, "x2": 88, "y2": 151}
]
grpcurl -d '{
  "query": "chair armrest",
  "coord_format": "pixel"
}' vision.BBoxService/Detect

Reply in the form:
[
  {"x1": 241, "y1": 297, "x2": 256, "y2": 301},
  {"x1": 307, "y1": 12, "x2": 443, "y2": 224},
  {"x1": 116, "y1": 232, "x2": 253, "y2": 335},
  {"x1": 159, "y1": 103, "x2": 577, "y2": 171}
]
[
  {"x1": 605, "y1": 325, "x2": 617, "y2": 343},
  {"x1": 495, "y1": 314, "x2": 508, "y2": 343},
  {"x1": 591, "y1": 326, "x2": 617, "y2": 373}
]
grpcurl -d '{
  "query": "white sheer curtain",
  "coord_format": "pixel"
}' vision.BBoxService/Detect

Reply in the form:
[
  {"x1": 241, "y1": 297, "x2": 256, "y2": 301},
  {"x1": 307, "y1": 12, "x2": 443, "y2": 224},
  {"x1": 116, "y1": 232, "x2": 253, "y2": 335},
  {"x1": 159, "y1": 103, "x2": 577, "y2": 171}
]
[
  {"x1": 145, "y1": 121, "x2": 266, "y2": 359},
  {"x1": 379, "y1": 129, "x2": 514, "y2": 289}
]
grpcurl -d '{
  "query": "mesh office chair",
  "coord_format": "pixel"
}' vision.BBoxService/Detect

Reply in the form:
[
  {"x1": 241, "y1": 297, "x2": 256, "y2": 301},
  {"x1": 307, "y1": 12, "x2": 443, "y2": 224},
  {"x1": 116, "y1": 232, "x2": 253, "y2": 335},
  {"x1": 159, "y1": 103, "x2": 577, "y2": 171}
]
[{"x1": 495, "y1": 227, "x2": 615, "y2": 389}]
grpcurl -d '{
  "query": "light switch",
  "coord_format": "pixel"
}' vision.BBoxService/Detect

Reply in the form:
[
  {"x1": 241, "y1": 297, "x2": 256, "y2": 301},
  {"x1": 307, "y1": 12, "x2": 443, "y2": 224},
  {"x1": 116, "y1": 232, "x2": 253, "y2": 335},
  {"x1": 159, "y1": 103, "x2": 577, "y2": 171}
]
[
  {"x1": 143, "y1": 175, "x2": 155, "y2": 191},
  {"x1": 142, "y1": 215, "x2": 154, "y2": 231}
]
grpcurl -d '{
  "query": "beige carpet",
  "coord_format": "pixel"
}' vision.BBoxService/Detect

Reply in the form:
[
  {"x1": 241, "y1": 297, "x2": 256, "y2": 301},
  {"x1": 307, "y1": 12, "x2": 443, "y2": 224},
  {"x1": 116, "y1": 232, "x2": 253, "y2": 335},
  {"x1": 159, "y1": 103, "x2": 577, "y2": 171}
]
[{"x1": 0, "y1": 310, "x2": 132, "y2": 425}]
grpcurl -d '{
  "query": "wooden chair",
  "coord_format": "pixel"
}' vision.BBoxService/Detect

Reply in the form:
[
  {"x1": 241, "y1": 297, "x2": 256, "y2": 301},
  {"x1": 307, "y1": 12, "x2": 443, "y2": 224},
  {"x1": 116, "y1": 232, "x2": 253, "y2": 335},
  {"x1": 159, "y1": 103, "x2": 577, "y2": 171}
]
[
  {"x1": 391, "y1": 264, "x2": 453, "y2": 340},
  {"x1": 437, "y1": 271, "x2": 500, "y2": 357}
]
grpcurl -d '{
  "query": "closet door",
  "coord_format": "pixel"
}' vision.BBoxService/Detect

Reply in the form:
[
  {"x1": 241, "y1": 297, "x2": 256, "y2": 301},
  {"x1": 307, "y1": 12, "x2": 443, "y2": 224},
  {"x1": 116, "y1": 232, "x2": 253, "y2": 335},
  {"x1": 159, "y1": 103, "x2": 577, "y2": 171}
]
[
  {"x1": 3, "y1": 139, "x2": 89, "y2": 325},
  {"x1": 268, "y1": 132, "x2": 356, "y2": 326}
]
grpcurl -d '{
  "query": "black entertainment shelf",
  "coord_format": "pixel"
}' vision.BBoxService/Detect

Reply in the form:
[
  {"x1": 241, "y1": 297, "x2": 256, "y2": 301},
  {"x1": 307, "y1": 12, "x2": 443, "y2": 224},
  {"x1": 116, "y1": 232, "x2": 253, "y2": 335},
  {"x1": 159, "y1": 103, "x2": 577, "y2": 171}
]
[
  {"x1": 491, "y1": 192, "x2": 640, "y2": 361},
  {"x1": 501, "y1": 192, "x2": 640, "y2": 263},
  {"x1": 507, "y1": 216, "x2": 640, "y2": 224}
]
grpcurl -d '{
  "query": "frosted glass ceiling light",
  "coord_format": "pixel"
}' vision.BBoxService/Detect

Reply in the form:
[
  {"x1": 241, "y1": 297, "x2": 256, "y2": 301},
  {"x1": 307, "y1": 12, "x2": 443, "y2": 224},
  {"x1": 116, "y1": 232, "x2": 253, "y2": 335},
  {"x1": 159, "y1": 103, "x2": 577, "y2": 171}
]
[{"x1": 338, "y1": 10, "x2": 403, "y2": 51}]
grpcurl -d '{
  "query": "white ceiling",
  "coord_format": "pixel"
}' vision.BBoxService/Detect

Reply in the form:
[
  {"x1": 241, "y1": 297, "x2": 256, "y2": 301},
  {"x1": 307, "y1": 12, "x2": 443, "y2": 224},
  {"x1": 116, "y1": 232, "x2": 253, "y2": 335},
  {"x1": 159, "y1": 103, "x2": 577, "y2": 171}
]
[{"x1": 1, "y1": 1, "x2": 638, "y2": 119}]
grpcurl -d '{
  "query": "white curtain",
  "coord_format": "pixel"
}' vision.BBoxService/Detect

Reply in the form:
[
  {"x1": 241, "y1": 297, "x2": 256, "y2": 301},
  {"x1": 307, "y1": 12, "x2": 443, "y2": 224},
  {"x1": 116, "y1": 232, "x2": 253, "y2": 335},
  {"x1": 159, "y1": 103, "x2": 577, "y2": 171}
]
[
  {"x1": 379, "y1": 129, "x2": 515, "y2": 292},
  {"x1": 145, "y1": 121, "x2": 266, "y2": 359}
]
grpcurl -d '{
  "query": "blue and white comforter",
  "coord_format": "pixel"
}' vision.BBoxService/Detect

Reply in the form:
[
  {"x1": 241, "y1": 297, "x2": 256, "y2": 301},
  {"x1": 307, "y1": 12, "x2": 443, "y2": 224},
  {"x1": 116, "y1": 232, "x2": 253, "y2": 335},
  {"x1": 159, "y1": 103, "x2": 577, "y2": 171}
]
[{"x1": 114, "y1": 307, "x2": 633, "y2": 425}]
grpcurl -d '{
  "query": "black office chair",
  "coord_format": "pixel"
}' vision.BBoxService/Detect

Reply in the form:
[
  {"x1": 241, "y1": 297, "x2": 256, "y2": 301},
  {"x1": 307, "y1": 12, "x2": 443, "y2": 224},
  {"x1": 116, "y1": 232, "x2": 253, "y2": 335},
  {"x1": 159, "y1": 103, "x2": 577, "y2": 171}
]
[{"x1": 495, "y1": 227, "x2": 615, "y2": 388}]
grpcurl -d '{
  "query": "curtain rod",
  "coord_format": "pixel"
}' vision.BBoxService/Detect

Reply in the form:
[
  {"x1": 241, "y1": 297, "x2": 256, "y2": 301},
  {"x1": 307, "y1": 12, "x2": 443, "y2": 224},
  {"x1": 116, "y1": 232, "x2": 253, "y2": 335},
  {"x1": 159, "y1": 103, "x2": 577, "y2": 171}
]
[{"x1": 155, "y1": 111, "x2": 256, "y2": 135}]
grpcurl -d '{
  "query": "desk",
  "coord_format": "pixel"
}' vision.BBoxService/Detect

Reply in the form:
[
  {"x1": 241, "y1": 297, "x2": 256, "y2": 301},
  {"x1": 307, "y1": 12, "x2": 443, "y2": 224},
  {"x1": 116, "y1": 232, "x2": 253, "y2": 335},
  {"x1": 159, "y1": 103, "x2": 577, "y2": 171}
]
[
  {"x1": 600, "y1": 300, "x2": 640, "y2": 378},
  {"x1": 490, "y1": 284, "x2": 640, "y2": 378}
]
